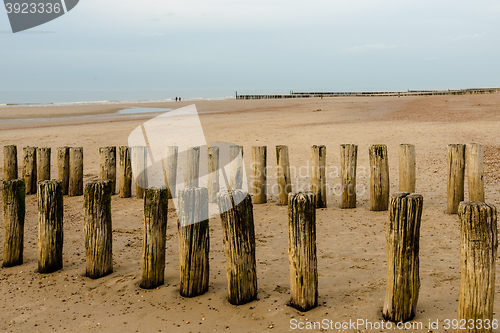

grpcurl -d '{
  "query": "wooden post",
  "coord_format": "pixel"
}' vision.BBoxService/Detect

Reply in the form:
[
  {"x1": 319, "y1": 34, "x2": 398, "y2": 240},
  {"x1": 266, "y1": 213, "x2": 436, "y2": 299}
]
[
  {"x1": 311, "y1": 145, "x2": 326, "y2": 208},
  {"x1": 458, "y1": 201, "x2": 497, "y2": 332},
  {"x1": 37, "y1": 180, "x2": 63, "y2": 273},
  {"x1": 399, "y1": 144, "x2": 416, "y2": 193},
  {"x1": 369, "y1": 145, "x2": 390, "y2": 211},
  {"x1": 251, "y1": 146, "x2": 267, "y2": 204},
  {"x1": 447, "y1": 144, "x2": 465, "y2": 214},
  {"x1": 22, "y1": 147, "x2": 37, "y2": 194},
  {"x1": 383, "y1": 193, "x2": 423, "y2": 322},
  {"x1": 118, "y1": 146, "x2": 132, "y2": 198},
  {"x1": 288, "y1": 191, "x2": 318, "y2": 311},
  {"x1": 177, "y1": 187, "x2": 210, "y2": 297},
  {"x1": 84, "y1": 180, "x2": 113, "y2": 279},
  {"x1": 2, "y1": 179, "x2": 25, "y2": 267},
  {"x1": 276, "y1": 145, "x2": 292, "y2": 205},
  {"x1": 3, "y1": 145, "x2": 18, "y2": 180},
  {"x1": 230, "y1": 145, "x2": 243, "y2": 190},
  {"x1": 207, "y1": 146, "x2": 219, "y2": 203},
  {"x1": 57, "y1": 147, "x2": 70, "y2": 195},
  {"x1": 36, "y1": 147, "x2": 51, "y2": 182},
  {"x1": 340, "y1": 144, "x2": 358, "y2": 209},
  {"x1": 140, "y1": 187, "x2": 168, "y2": 289},
  {"x1": 165, "y1": 146, "x2": 178, "y2": 198},
  {"x1": 68, "y1": 147, "x2": 83, "y2": 196},
  {"x1": 218, "y1": 190, "x2": 257, "y2": 305},
  {"x1": 99, "y1": 147, "x2": 117, "y2": 195},
  {"x1": 131, "y1": 146, "x2": 147, "y2": 199},
  {"x1": 185, "y1": 146, "x2": 200, "y2": 188},
  {"x1": 466, "y1": 143, "x2": 484, "y2": 202}
]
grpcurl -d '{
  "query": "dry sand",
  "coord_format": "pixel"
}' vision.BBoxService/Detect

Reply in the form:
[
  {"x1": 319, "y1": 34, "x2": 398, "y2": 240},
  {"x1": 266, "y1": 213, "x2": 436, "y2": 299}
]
[{"x1": 0, "y1": 94, "x2": 500, "y2": 332}]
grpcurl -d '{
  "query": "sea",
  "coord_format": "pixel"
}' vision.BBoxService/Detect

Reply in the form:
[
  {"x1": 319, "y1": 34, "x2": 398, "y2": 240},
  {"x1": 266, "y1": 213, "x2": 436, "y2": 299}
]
[{"x1": 0, "y1": 88, "x2": 293, "y2": 107}]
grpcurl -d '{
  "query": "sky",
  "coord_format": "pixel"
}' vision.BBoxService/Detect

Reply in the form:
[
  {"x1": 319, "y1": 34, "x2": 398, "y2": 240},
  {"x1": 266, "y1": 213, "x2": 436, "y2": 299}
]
[{"x1": 1, "y1": 0, "x2": 500, "y2": 97}]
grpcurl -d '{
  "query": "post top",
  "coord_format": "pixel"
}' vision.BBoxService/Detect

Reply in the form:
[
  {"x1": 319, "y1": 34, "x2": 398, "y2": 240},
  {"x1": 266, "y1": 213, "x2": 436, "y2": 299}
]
[
  {"x1": 288, "y1": 191, "x2": 316, "y2": 201},
  {"x1": 87, "y1": 179, "x2": 112, "y2": 185},
  {"x1": 391, "y1": 192, "x2": 410, "y2": 199},
  {"x1": 459, "y1": 201, "x2": 495, "y2": 210},
  {"x1": 2, "y1": 178, "x2": 25, "y2": 185},
  {"x1": 37, "y1": 180, "x2": 62, "y2": 185}
]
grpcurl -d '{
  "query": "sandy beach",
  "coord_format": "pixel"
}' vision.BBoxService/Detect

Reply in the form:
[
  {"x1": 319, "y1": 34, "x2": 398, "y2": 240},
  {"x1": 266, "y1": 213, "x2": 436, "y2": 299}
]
[{"x1": 1, "y1": 93, "x2": 500, "y2": 332}]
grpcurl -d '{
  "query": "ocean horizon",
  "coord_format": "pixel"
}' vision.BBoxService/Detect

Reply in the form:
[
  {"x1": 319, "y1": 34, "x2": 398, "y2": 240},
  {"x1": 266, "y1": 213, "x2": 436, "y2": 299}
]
[
  {"x1": 0, "y1": 89, "x2": 240, "y2": 107},
  {"x1": 0, "y1": 86, "x2": 447, "y2": 107}
]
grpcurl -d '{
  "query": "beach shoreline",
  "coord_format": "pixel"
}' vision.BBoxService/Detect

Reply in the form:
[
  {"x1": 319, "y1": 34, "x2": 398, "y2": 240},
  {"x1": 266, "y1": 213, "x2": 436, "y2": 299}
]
[{"x1": 1, "y1": 93, "x2": 500, "y2": 332}]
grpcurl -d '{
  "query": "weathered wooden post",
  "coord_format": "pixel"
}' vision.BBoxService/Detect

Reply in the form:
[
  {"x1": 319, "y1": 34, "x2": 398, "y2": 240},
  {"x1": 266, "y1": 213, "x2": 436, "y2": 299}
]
[
  {"x1": 36, "y1": 147, "x2": 51, "y2": 182},
  {"x1": 57, "y1": 147, "x2": 70, "y2": 195},
  {"x1": 140, "y1": 187, "x2": 168, "y2": 289},
  {"x1": 3, "y1": 145, "x2": 18, "y2": 180},
  {"x1": 276, "y1": 145, "x2": 292, "y2": 205},
  {"x1": 230, "y1": 145, "x2": 243, "y2": 190},
  {"x1": 447, "y1": 144, "x2": 465, "y2": 214},
  {"x1": 369, "y1": 145, "x2": 390, "y2": 211},
  {"x1": 466, "y1": 143, "x2": 484, "y2": 202},
  {"x1": 218, "y1": 190, "x2": 257, "y2": 305},
  {"x1": 22, "y1": 147, "x2": 37, "y2": 194},
  {"x1": 399, "y1": 144, "x2": 416, "y2": 193},
  {"x1": 207, "y1": 146, "x2": 219, "y2": 203},
  {"x1": 177, "y1": 187, "x2": 210, "y2": 297},
  {"x1": 68, "y1": 147, "x2": 83, "y2": 196},
  {"x1": 288, "y1": 191, "x2": 318, "y2": 311},
  {"x1": 99, "y1": 146, "x2": 117, "y2": 195},
  {"x1": 311, "y1": 145, "x2": 326, "y2": 208},
  {"x1": 340, "y1": 144, "x2": 358, "y2": 209},
  {"x1": 383, "y1": 193, "x2": 423, "y2": 322},
  {"x1": 131, "y1": 146, "x2": 147, "y2": 199},
  {"x1": 2, "y1": 179, "x2": 25, "y2": 267},
  {"x1": 165, "y1": 146, "x2": 178, "y2": 198},
  {"x1": 185, "y1": 146, "x2": 200, "y2": 188},
  {"x1": 458, "y1": 202, "x2": 497, "y2": 333},
  {"x1": 37, "y1": 180, "x2": 63, "y2": 273},
  {"x1": 84, "y1": 180, "x2": 113, "y2": 279},
  {"x1": 251, "y1": 146, "x2": 267, "y2": 204},
  {"x1": 118, "y1": 146, "x2": 132, "y2": 198}
]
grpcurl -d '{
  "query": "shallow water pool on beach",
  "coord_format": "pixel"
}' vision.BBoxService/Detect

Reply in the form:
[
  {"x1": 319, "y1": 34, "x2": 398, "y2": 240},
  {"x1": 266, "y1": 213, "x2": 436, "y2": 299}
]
[{"x1": 117, "y1": 107, "x2": 173, "y2": 114}]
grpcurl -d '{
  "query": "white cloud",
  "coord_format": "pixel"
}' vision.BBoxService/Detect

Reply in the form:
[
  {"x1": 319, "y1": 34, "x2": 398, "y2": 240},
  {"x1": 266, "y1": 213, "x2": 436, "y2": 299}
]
[{"x1": 342, "y1": 43, "x2": 398, "y2": 54}]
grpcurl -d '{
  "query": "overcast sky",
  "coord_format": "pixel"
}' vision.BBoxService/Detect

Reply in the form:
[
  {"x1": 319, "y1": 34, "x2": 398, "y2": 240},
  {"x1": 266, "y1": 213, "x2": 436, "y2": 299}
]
[{"x1": 1, "y1": 0, "x2": 500, "y2": 94}]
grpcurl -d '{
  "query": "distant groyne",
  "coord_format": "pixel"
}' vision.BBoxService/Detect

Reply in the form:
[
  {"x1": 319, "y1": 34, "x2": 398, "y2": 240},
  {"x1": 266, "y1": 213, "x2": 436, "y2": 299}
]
[{"x1": 235, "y1": 88, "x2": 500, "y2": 100}]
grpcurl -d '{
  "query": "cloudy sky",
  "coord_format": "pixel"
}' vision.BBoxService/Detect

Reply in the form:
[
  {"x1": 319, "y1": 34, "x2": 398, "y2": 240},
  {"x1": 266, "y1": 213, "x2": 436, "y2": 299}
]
[{"x1": 1, "y1": 0, "x2": 500, "y2": 97}]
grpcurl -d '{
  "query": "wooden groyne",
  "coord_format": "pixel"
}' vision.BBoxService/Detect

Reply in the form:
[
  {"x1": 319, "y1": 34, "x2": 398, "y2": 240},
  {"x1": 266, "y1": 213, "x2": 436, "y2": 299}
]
[
  {"x1": 236, "y1": 88, "x2": 500, "y2": 100},
  {"x1": 0, "y1": 143, "x2": 497, "y2": 321}
]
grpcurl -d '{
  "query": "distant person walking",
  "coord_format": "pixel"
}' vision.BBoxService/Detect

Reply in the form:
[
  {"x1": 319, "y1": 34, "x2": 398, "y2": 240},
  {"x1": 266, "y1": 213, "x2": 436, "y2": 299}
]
[
  {"x1": 179, "y1": 97, "x2": 181, "y2": 102},
  {"x1": 175, "y1": 97, "x2": 178, "y2": 102}
]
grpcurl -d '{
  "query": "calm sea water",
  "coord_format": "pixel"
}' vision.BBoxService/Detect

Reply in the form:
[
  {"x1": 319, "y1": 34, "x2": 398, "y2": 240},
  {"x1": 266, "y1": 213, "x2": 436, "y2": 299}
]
[
  {"x1": 0, "y1": 87, "x2": 416, "y2": 107},
  {"x1": 0, "y1": 88, "x2": 292, "y2": 106}
]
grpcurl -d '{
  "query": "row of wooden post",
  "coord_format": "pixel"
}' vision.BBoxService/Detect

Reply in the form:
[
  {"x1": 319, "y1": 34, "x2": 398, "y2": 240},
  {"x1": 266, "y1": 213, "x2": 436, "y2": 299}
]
[
  {"x1": 3, "y1": 146, "x2": 84, "y2": 196},
  {"x1": 258, "y1": 143, "x2": 485, "y2": 213},
  {"x1": 3, "y1": 143, "x2": 485, "y2": 214},
  {"x1": 1, "y1": 175, "x2": 497, "y2": 328}
]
